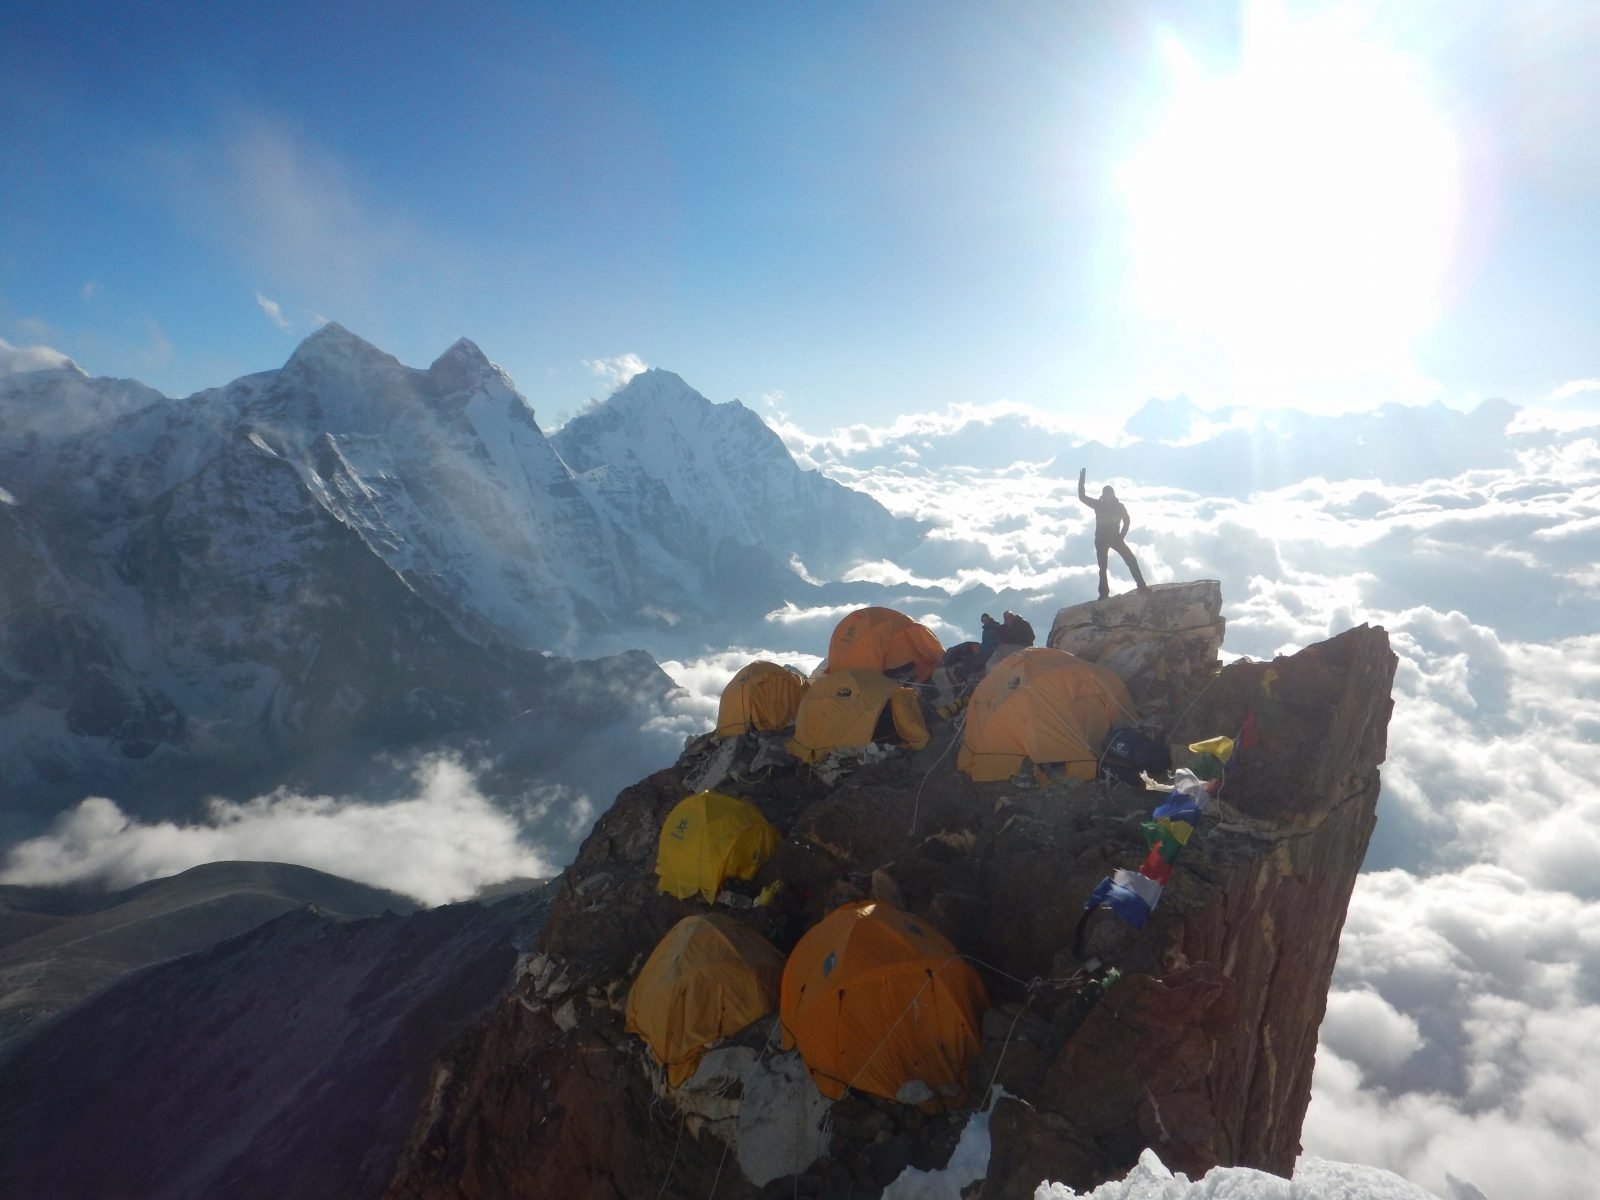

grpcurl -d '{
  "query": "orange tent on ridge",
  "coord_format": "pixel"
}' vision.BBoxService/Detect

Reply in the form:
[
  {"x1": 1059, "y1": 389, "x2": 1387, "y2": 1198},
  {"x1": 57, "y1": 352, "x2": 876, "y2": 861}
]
[
  {"x1": 785, "y1": 669, "x2": 930, "y2": 763},
  {"x1": 827, "y1": 607, "x2": 944, "y2": 683},
  {"x1": 780, "y1": 902, "x2": 987, "y2": 1110},
  {"x1": 625, "y1": 914, "x2": 786, "y2": 1086},
  {"x1": 958, "y1": 646, "x2": 1135, "y2": 782},
  {"x1": 715, "y1": 660, "x2": 808, "y2": 739}
]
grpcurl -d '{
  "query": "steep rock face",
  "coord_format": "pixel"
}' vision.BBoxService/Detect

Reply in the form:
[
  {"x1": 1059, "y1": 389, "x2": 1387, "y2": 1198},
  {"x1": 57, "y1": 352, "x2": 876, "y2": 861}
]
[
  {"x1": 0, "y1": 886, "x2": 549, "y2": 1200},
  {"x1": 551, "y1": 369, "x2": 923, "y2": 577},
  {"x1": 1046, "y1": 580, "x2": 1226, "y2": 720},
  {"x1": 984, "y1": 626, "x2": 1397, "y2": 1194},
  {"x1": 0, "y1": 418, "x2": 678, "y2": 829},
  {"x1": 384, "y1": 620, "x2": 1396, "y2": 1199}
]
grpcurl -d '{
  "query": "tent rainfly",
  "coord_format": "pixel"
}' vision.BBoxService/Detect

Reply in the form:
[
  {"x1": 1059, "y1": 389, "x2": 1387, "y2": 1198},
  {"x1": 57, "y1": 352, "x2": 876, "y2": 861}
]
[
  {"x1": 625, "y1": 914, "x2": 786, "y2": 1086},
  {"x1": 826, "y1": 607, "x2": 945, "y2": 683},
  {"x1": 785, "y1": 669, "x2": 930, "y2": 764},
  {"x1": 715, "y1": 660, "x2": 808, "y2": 739},
  {"x1": 958, "y1": 646, "x2": 1136, "y2": 782},
  {"x1": 780, "y1": 902, "x2": 987, "y2": 1110},
  {"x1": 655, "y1": 791, "x2": 780, "y2": 902}
]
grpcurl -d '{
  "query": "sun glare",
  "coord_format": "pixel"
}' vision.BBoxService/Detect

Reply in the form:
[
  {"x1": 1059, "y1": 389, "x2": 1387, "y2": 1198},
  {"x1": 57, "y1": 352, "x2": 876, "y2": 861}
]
[{"x1": 1121, "y1": 6, "x2": 1461, "y2": 398}]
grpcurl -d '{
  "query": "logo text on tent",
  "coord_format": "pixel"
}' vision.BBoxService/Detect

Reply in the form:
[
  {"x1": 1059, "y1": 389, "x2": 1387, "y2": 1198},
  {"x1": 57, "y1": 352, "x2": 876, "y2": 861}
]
[{"x1": 670, "y1": 818, "x2": 691, "y2": 840}]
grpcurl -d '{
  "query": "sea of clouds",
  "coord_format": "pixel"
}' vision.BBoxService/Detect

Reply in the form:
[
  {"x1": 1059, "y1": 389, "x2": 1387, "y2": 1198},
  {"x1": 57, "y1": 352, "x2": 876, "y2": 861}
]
[
  {"x1": 657, "y1": 395, "x2": 1600, "y2": 1199},
  {"x1": 3, "y1": 379, "x2": 1596, "y2": 1196}
]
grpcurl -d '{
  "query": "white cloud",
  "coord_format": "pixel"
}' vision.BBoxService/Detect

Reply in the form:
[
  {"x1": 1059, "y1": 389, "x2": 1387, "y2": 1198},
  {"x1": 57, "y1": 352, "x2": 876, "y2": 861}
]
[
  {"x1": 1305, "y1": 867, "x2": 1600, "y2": 1198},
  {"x1": 255, "y1": 291, "x2": 293, "y2": 332},
  {"x1": 766, "y1": 397, "x2": 1096, "y2": 471},
  {"x1": 584, "y1": 352, "x2": 649, "y2": 392},
  {"x1": 655, "y1": 647, "x2": 823, "y2": 737},
  {"x1": 764, "y1": 600, "x2": 872, "y2": 627},
  {"x1": 80, "y1": 280, "x2": 101, "y2": 301},
  {"x1": 1548, "y1": 378, "x2": 1600, "y2": 406},
  {"x1": 0, "y1": 336, "x2": 76, "y2": 376},
  {"x1": 0, "y1": 756, "x2": 553, "y2": 906},
  {"x1": 149, "y1": 114, "x2": 449, "y2": 326},
  {"x1": 1320, "y1": 989, "x2": 1424, "y2": 1075},
  {"x1": 786, "y1": 410, "x2": 1600, "y2": 1199}
]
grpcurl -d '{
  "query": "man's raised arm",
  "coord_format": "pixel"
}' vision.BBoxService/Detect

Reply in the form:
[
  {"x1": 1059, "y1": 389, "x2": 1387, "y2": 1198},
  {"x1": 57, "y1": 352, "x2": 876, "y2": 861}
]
[{"x1": 1078, "y1": 467, "x2": 1091, "y2": 506}]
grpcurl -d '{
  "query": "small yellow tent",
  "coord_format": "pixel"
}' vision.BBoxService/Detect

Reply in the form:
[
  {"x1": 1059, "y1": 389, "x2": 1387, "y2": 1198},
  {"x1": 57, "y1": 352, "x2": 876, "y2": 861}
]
[
  {"x1": 780, "y1": 902, "x2": 987, "y2": 1109},
  {"x1": 957, "y1": 647, "x2": 1136, "y2": 782},
  {"x1": 827, "y1": 607, "x2": 945, "y2": 683},
  {"x1": 655, "y1": 791, "x2": 780, "y2": 902},
  {"x1": 625, "y1": 914, "x2": 786, "y2": 1086},
  {"x1": 785, "y1": 669, "x2": 930, "y2": 763},
  {"x1": 715, "y1": 661, "x2": 808, "y2": 739}
]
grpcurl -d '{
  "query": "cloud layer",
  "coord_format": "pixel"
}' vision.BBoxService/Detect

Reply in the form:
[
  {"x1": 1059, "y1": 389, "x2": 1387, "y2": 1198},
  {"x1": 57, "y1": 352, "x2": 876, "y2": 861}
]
[
  {"x1": 0, "y1": 755, "x2": 554, "y2": 906},
  {"x1": 0, "y1": 336, "x2": 76, "y2": 375},
  {"x1": 733, "y1": 404, "x2": 1600, "y2": 1198},
  {"x1": 6, "y1": 384, "x2": 1596, "y2": 1194},
  {"x1": 584, "y1": 352, "x2": 649, "y2": 392}
]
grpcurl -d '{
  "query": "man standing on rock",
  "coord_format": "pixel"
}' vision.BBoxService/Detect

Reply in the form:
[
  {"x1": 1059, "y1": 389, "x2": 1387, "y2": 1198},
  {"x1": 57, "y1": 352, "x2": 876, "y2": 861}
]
[{"x1": 1078, "y1": 467, "x2": 1149, "y2": 600}]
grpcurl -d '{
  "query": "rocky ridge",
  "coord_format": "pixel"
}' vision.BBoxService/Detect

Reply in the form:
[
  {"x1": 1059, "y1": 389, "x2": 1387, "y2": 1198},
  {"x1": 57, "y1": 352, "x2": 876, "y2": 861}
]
[
  {"x1": 0, "y1": 860, "x2": 418, "y2": 1054},
  {"x1": 384, "y1": 595, "x2": 1397, "y2": 1199},
  {"x1": 0, "y1": 883, "x2": 549, "y2": 1200}
]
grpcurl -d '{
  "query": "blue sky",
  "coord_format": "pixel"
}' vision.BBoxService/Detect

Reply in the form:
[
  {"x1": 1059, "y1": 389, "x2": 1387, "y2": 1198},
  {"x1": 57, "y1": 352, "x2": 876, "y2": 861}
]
[{"x1": 4, "y1": 0, "x2": 1597, "y2": 428}]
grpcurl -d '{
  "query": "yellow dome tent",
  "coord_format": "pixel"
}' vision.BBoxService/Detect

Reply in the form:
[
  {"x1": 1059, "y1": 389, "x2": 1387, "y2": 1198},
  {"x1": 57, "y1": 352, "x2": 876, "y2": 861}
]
[
  {"x1": 655, "y1": 791, "x2": 780, "y2": 902},
  {"x1": 780, "y1": 902, "x2": 987, "y2": 1109},
  {"x1": 785, "y1": 669, "x2": 930, "y2": 764},
  {"x1": 957, "y1": 646, "x2": 1136, "y2": 782},
  {"x1": 827, "y1": 607, "x2": 945, "y2": 683},
  {"x1": 625, "y1": 914, "x2": 786, "y2": 1086},
  {"x1": 715, "y1": 660, "x2": 809, "y2": 739}
]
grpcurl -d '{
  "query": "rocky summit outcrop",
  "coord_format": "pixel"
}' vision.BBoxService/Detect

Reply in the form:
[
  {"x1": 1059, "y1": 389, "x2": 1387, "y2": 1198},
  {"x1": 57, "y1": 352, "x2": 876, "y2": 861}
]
[
  {"x1": 1047, "y1": 580, "x2": 1226, "y2": 721},
  {"x1": 384, "y1": 606, "x2": 1396, "y2": 1199}
]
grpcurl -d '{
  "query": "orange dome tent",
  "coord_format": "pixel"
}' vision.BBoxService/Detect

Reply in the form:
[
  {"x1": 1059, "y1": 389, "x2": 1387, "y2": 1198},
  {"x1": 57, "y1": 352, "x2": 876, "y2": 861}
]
[
  {"x1": 625, "y1": 914, "x2": 786, "y2": 1086},
  {"x1": 827, "y1": 607, "x2": 944, "y2": 683},
  {"x1": 715, "y1": 660, "x2": 808, "y2": 739},
  {"x1": 655, "y1": 791, "x2": 780, "y2": 902},
  {"x1": 785, "y1": 669, "x2": 930, "y2": 763},
  {"x1": 780, "y1": 902, "x2": 987, "y2": 1109},
  {"x1": 957, "y1": 647, "x2": 1135, "y2": 782}
]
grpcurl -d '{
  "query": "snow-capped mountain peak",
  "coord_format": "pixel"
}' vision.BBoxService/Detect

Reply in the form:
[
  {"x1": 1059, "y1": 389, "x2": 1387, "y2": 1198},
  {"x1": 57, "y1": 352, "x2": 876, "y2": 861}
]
[
  {"x1": 285, "y1": 320, "x2": 392, "y2": 365},
  {"x1": 0, "y1": 326, "x2": 924, "y2": 826},
  {"x1": 428, "y1": 337, "x2": 498, "y2": 394},
  {"x1": 552, "y1": 369, "x2": 921, "y2": 576}
]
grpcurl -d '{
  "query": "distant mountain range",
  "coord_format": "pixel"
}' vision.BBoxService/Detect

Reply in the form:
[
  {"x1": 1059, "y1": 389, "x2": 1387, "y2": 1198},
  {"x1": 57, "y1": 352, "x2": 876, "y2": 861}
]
[
  {"x1": 0, "y1": 861, "x2": 548, "y2": 1200},
  {"x1": 0, "y1": 325, "x2": 919, "y2": 840},
  {"x1": 0, "y1": 324, "x2": 1531, "y2": 848},
  {"x1": 0, "y1": 859, "x2": 417, "y2": 1053}
]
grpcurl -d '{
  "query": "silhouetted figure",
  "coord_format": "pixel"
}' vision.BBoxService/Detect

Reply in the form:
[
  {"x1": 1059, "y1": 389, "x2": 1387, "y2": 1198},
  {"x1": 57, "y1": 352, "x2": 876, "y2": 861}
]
[
  {"x1": 999, "y1": 610, "x2": 1035, "y2": 647},
  {"x1": 1078, "y1": 468, "x2": 1148, "y2": 600},
  {"x1": 979, "y1": 613, "x2": 1003, "y2": 658}
]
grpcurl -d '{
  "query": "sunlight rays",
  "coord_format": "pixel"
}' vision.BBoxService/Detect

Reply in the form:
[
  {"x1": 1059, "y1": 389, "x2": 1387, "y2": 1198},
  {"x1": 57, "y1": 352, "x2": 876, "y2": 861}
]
[{"x1": 1120, "y1": 3, "x2": 1462, "y2": 403}]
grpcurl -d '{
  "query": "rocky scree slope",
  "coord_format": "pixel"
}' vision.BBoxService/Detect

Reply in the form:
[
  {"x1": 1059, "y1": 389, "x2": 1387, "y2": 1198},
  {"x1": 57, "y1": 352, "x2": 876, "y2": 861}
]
[
  {"x1": 0, "y1": 860, "x2": 417, "y2": 1054},
  {"x1": 384, "y1": 620, "x2": 1397, "y2": 1199},
  {"x1": 0, "y1": 883, "x2": 550, "y2": 1200}
]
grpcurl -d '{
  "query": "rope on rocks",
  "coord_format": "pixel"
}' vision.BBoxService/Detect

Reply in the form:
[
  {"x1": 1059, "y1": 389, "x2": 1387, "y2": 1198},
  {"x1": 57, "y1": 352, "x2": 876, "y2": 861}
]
[
  {"x1": 706, "y1": 1135, "x2": 732, "y2": 1199},
  {"x1": 908, "y1": 706, "x2": 968, "y2": 837},
  {"x1": 654, "y1": 1110, "x2": 686, "y2": 1200}
]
